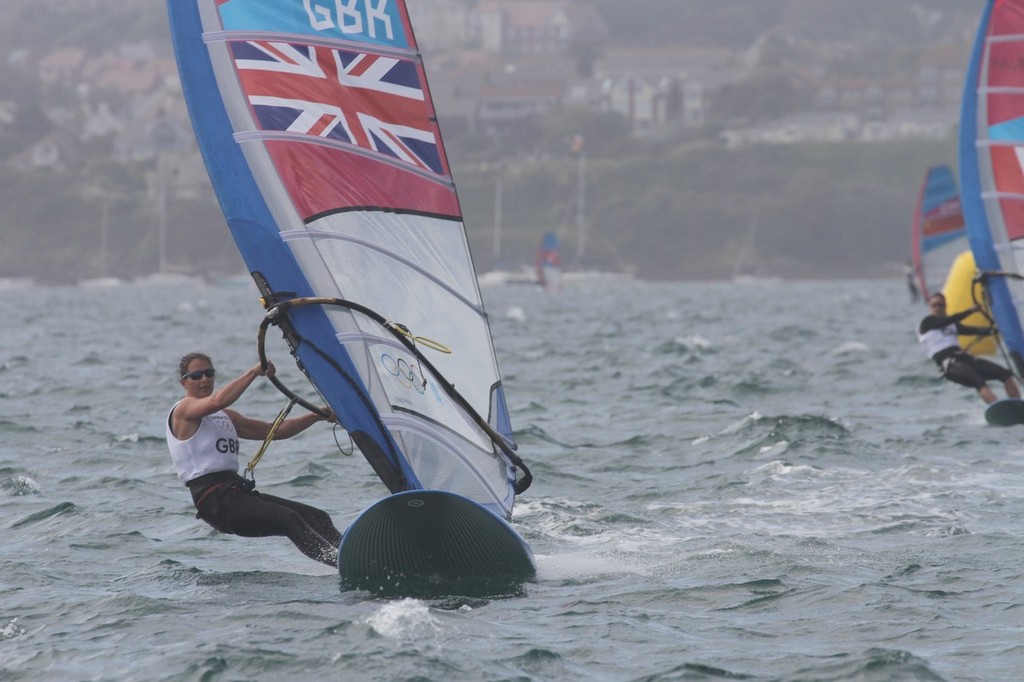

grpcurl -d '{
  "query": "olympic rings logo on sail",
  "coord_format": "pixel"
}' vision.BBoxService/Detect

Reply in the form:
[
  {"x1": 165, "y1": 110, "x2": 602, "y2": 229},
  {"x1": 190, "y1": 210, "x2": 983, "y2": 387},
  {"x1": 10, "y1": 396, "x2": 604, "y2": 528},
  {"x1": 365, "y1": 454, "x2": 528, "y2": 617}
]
[{"x1": 380, "y1": 353, "x2": 426, "y2": 394}]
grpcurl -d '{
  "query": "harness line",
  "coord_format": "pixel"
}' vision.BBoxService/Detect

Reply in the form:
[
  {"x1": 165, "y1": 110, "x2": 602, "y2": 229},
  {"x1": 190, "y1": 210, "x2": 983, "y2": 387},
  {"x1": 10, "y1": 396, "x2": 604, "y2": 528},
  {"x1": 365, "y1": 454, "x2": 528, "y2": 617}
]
[{"x1": 244, "y1": 398, "x2": 297, "y2": 483}]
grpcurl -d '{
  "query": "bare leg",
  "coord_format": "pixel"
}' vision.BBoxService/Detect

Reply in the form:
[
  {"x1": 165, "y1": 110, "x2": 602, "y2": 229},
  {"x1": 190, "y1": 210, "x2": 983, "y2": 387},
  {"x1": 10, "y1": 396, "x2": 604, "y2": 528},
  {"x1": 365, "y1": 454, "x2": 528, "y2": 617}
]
[
  {"x1": 1005, "y1": 378, "x2": 1021, "y2": 399},
  {"x1": 979, "y1": 386, "x2": 998, "y2": 404}
]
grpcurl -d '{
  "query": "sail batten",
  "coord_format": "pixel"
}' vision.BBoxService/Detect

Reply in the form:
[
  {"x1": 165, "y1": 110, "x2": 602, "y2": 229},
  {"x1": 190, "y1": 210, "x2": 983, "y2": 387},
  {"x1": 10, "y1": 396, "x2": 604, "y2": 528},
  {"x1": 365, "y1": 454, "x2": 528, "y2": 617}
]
[
  {"x1": 282, "y1": 229, "x2": 487, "y2": 312},
  {"x1": 203, "y1": 30, "x2": 421, "y2": 59},
  {"x1": 231, "y1": 131, "x2": 456, "y2": 186},
  {"x1": 168, "y1": 0, "x2": 526, "y2": 518}
]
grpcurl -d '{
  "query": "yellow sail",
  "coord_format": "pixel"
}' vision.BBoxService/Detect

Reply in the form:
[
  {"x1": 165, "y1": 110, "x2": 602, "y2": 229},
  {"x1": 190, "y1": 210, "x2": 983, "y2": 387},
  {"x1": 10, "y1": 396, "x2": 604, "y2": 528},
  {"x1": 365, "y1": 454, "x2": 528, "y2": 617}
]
[{"x1": 942, "y1": 250, "x2": 996, "y2": 355}]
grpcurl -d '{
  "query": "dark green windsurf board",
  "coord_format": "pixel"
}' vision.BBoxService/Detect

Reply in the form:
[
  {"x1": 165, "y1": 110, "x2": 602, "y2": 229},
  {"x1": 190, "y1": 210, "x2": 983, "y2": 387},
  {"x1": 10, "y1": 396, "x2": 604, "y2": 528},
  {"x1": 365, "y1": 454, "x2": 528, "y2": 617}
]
[
  {"x1": 338, "y1": 490, "x2": 535, "y2": 597},
  {"x1": 985, "y1": 398, "x2": 1024, "y2": 426}
]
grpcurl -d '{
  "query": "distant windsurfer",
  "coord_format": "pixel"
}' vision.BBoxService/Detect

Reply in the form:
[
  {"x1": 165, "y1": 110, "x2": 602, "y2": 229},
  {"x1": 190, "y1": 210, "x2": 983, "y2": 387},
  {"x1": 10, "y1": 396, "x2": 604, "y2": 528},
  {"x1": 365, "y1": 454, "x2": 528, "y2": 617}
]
[
  {"x1": 166, "y1": 352, "x2": 343, "y2": 567},
  {"x1": 917, "y1": 293, "x2": 1021, "y2": 404},
  {"x1": 905, "y1": 261, "x2": 919, "y2": 303}
]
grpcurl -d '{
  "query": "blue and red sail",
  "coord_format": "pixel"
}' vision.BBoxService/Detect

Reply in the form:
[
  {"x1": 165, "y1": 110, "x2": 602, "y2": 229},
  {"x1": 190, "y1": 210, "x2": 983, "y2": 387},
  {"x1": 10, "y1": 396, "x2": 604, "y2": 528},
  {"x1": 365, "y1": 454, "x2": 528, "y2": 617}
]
[
  {"x1": 960, "y1": 0, "x2": 1024, "y2": 376},
  {"x1": 912, "y1": 165, "x2": 966, "y2": 300},
  {"x1": 536, "y1": 231, "x2": 561, "y2": 291}
]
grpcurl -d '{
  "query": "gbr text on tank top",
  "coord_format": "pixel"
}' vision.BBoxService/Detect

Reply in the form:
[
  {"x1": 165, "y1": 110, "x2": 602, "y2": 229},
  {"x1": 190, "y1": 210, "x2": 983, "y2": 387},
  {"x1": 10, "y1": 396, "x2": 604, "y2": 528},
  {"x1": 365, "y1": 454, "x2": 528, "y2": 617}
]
[{"x1": 166, "y1": 404, "x2": 241, "y2": 484}]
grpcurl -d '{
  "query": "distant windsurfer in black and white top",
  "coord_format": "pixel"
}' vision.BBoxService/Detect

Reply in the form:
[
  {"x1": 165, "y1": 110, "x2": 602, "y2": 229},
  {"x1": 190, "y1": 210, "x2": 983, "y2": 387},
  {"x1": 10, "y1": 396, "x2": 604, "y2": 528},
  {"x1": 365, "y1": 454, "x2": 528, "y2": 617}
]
[
  {"x1": 166, "y1": 352, "x2": 343, "y2": 567},
  {"x1": 905, "y1": 261, "x2": 919, "y2": 304},
  {"x1": 917, "y1": 293, "x2": 1021, "y2": 405}
]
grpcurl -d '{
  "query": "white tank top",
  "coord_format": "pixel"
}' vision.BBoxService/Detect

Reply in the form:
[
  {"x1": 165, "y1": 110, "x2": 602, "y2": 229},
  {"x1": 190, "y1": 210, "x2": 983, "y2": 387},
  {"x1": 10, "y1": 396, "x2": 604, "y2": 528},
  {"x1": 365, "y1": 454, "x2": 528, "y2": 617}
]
[
  {"x1": 166, "y1": 402, "x2": 240, "y2": 484},
  {"x1": 918, "y1": 322, "x2": 960, "y2": 360}
]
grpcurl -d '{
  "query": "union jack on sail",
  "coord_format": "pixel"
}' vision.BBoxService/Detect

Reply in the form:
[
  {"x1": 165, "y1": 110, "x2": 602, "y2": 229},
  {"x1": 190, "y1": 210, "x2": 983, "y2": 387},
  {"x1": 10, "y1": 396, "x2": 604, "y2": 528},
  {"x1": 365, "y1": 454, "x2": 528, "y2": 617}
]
[{"x1": 231, "y1": 40, "x2": 443, "y2": 175}]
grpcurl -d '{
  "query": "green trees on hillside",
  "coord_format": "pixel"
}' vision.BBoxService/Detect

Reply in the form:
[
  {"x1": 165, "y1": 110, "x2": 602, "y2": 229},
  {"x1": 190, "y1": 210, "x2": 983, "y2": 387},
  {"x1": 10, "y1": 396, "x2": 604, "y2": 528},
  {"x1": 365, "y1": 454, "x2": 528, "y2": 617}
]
[
  {"x1": 458, "y1": 137, "x2": 955, "y2": 280},
  {"x1": 0, "y1": 131, "x2": 956, "y2": 283}
]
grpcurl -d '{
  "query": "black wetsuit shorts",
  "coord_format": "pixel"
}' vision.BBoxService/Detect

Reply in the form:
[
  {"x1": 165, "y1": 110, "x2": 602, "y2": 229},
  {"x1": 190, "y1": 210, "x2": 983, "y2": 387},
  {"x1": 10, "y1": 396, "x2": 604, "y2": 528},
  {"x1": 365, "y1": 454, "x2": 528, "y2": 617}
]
[{"x1": 941, "y1": 352, "x2": 1013, "y2": 390}]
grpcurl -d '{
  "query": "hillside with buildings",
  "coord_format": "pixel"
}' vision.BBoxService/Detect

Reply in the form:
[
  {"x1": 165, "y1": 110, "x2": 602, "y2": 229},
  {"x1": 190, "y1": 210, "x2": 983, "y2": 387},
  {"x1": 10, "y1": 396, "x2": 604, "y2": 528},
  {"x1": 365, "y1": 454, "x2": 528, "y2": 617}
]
[{"x1": 0, "y1": 0, "x2": 981, "y2": 283}]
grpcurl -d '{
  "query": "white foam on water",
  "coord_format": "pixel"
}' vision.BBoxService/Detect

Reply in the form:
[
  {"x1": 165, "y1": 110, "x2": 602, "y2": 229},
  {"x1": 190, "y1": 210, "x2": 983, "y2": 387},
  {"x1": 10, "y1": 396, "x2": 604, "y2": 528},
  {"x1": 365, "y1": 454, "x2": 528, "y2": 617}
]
[
  {"x1": 1, "y1": 618, "x2": 25, "y2": 640},
  {"x1": 831, "y1": 340, "x2": 869, "y2": 355},
  {"x1": 672, "y1": 334, "x2": 712, "y2": 350},
  {"x1": 3, "y1": 475, "x2": 41, "y2": 496},
  {"x1": 366, "y1": 598, "x2": 441, "y2": 639},
  {"x1": 534, "y1": 551, "x2": 651, "y2": 580},
  {"x1": 505, "y1": 306, "x2": 526, "y2": 321}
]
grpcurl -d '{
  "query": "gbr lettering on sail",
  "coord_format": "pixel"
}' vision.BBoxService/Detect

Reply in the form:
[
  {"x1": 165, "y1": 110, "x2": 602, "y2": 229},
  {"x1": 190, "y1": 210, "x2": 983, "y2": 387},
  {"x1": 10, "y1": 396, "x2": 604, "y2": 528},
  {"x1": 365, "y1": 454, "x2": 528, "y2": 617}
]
[{"x1": 304, "y1": 0, "x2": 394, "y2": 40}]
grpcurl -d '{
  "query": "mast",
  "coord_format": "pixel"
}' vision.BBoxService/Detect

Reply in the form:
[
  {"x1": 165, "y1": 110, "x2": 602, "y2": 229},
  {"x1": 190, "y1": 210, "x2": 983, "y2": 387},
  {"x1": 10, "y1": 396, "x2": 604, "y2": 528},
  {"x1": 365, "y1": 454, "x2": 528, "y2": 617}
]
[
  {"x1": 572, "y1": 134, "x2": 586, "y2": 266},
  {"x1": 493, "y1": 172, "x2": 503, "y2": 266},
  {"x1": 156, "y1": 153, "x2": 170, "y2": 274},
  {"x1": 99, "y1": 197, "x2": 110, "y2": 278}
]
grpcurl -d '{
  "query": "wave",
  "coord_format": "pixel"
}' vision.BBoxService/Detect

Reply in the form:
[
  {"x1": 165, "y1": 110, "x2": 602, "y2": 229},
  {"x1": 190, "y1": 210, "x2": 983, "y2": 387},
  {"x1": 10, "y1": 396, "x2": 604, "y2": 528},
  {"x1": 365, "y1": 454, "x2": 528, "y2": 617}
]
[
  {"x1": 10, "y1": 501, "x2": 79, "y2": 529},
  {"x1": 707, "y1": 412, "x2": 856, "y2": 461},
  {"x1": 628, "y1": 648, "x2": 946, "y2": 681},
  {"x1": 780, "y1": 648, "x2": 948, "y2": 682}
]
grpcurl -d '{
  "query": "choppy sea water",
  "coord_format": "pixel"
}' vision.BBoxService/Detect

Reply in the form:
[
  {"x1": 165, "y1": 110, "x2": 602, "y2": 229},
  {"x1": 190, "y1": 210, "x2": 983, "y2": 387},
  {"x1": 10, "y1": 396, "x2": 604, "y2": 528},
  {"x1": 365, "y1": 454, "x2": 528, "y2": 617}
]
[{"x1": 2, "y1": 278, "x2": 1023, "y2": 681}]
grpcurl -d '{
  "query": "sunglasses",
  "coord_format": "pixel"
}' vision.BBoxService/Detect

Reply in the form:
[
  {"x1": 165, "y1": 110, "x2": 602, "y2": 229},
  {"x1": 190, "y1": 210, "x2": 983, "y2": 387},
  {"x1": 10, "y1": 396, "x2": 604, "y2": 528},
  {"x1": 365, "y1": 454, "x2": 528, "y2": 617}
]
[{"x1": 182, "y1": 368, "x2": 216, "y2": 381}]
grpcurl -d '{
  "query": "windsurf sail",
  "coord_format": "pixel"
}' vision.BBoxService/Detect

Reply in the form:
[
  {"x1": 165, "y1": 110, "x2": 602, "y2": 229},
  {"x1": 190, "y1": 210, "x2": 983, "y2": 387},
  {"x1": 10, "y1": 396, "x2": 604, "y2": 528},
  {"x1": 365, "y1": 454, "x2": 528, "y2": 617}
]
[
  {"x1": 166, "y1": 0, "x2": 530, "y2": 519},
  {"x1": 959, "y1": 0, "x2": 1024, "y2": 377},
  {"x1": 912, "y1": 165, "x2": 966, "y2": 299},
  {"x1": 535, "y1": 231, "x2": 561, "y2": 291}
]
